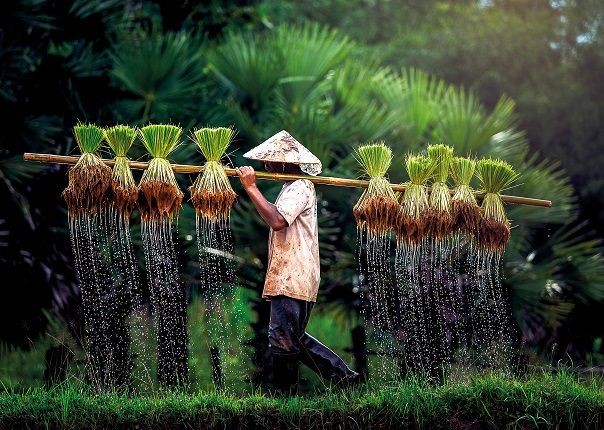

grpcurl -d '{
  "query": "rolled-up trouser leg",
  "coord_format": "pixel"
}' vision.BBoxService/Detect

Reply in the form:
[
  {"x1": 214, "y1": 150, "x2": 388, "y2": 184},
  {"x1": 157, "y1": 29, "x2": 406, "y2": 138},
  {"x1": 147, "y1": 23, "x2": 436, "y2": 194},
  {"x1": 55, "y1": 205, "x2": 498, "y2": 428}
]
[{"x1": 299, "y1": 333, "x2": 358, "y2": 383}]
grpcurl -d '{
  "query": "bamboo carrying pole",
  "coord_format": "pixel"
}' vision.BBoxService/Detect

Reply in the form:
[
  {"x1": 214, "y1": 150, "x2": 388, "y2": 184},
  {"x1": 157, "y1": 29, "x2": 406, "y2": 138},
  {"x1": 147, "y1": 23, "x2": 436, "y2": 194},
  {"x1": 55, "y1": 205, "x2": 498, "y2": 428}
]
[{"x1": 23, "y1": 153, "x2": 552, "y2": 208}]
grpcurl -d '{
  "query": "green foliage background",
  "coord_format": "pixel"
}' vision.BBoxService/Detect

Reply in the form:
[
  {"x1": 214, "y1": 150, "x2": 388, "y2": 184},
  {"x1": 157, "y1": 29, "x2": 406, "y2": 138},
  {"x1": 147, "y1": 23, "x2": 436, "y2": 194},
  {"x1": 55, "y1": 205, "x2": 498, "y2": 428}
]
[{"x1": 1, "y1": 0, "x2": 603, "y2": 387}]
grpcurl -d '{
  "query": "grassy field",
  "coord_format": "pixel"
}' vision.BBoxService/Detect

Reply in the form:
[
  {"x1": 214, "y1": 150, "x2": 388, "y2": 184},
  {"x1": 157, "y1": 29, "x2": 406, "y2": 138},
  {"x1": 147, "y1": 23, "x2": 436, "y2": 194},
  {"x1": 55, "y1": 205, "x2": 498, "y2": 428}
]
[
  {"x1": 2, "y1": 304, "x2": 603, "y2": 428},
  {"x1": 1, "y1": 372, "x2": 602, "y2": 429}
]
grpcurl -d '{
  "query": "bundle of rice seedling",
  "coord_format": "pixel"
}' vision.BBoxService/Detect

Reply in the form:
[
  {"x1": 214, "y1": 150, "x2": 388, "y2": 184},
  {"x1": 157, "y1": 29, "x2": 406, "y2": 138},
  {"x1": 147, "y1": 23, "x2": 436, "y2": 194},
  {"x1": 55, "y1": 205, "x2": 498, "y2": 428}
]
[
  {"x1": 138, "y1": 124, "x2": 188, "y2": 387},
  {"x1": 137, "y1": 124, "x2": 184, "y2": 221},
  {"x1": 475, "y1": 158, "x2": 519, "y2": 251},
  {"x1": 189, "y1": 127, "x2": 237, "y2": 222},
  {"x1": 105, "y1": 125, "x2": 138, "y2": 217},
  {"x1": 62, "y1": 123, "x2": 119, "y2": 391},
  {"x1": 450, "y1": 156, "x2": 480, "y2": 237},
  {"x1": 425, "y1": 144, "x2": 454, "y2": 240},
  {"x1": 62, "y1": 123, "x2": 112, "y2": 216},
  {"x1": 104, "y1": 124, "x2": 145, "y2": 388},
  {"x1": 396, "y1": 155, "x2": 435, "y2": 244},
  {"x1": 189, "y1": 126, "x2": 238, "y2": 391},
  {"x1": 352, "y1": 142, "x2": 399, "y2": 236}
]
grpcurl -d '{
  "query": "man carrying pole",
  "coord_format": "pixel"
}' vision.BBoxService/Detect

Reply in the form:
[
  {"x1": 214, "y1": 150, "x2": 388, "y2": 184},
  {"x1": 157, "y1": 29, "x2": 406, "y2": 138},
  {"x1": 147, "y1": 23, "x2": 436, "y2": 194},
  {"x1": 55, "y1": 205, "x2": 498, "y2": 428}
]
[{"x1": 236, "y1": 130, "x2": 360, "y2": 395}]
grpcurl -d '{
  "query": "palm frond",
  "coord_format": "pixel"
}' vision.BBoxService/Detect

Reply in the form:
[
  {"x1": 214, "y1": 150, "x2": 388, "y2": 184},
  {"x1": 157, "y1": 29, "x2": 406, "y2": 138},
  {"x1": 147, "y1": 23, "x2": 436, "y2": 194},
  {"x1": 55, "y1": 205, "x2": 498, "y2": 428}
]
[
  {"x1": 483, "y1": 128, "x2": 530, "y2": 162},
  {"x1": 111, "y1": 31, "x2": 208, "y2": 122},
  {"x1": 329, "y1": 61, "x2": 398, "y2": 142},
  {"x1": 397, "y1": 68, "x2": 447, "y2": 144},
  {"x1": 435, "y1": 89, "x2": 517, "y2": 155},
  {"x1": 69, "y1": 0, "x2": 124, "y2": 19},
  {"x1": 507, "y1": 153, "x2": 576, "y2": 226},
  {"x1": 209, "y1": 30, "x2": 281, "y2": 106},
  {"x1": 507, "y1": 222, "x2": 604, "y2": 339},
  {"x1": 273, "y1": 23, "x2": 353, "y2": 105},
  {"x1": 0, "y1": 157, "x2": 39, "y2": 229}
]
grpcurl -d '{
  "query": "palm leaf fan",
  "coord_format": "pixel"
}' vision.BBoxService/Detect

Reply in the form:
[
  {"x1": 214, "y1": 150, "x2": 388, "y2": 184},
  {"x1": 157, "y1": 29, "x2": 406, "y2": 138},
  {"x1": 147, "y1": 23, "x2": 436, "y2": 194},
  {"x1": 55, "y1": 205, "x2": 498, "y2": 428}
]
[
  {"x1": 189, "y1": 127, "x2": 237, "y2": 222},
  {"x1": 353, "y1": 142, "x2": 399, "y2": 237},
  {"x1": 426, "y1": 144, "x2": 454, "y2": 240},
  {"x1": 450, "y1": 156, "x2": 480, "y2": 237},
  {"x1": 396, "y1": 155, "x2": 435, "y2": 244},
  {"x1": 475, "y1": 158, "x2": 519, "y2": 251},
  {"x1": 62, "y1": 122, "x2": 112, "y2": 216},
  {"x1": 137, "y1": 124, "x2": 184, "y2": 221},
  {"x1": 105, "y1": 125, "x2": 138, "y2": 217}
]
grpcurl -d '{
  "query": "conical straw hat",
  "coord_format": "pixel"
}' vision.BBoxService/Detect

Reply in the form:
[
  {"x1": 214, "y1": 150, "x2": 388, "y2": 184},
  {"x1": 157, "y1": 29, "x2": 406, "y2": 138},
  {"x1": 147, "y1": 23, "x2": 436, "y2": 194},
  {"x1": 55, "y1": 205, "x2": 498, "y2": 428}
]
[{"x1": 243, "y1": 130, "x2": 322, "y2": 175}]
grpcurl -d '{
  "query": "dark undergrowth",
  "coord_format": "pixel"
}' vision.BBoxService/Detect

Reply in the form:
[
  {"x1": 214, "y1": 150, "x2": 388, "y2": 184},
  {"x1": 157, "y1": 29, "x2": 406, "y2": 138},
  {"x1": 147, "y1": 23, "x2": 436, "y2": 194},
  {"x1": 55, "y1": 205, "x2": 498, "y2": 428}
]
[{"x1": 1, "y1": 372, "x2": 602, "y2": 429}]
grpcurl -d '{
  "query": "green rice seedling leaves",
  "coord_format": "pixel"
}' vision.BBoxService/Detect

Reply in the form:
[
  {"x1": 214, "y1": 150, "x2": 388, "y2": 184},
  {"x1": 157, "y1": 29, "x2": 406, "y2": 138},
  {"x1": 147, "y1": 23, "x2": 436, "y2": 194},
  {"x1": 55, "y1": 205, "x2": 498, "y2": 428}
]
[
  {"x1": 476, "y1": 158, "x2": 519, "y2": 196},
  {"x1": 72, "y1": 123, "x2": 107, "y2": 170},
  {"x1": 105, "y1": 125, "x2": 138, "y2": 216},
  {"x1": 138, "y1": 124, "x2": 184, "y2": 221},
  {"x1": 406, "y1": 154, "x2": 436, "y2": 186},
  {"x1": 105, "y1": 124, "x2": 137, "y2": 158},
  {"x1": 450, "y1": 156, "x2": 480, "y2": 236},
  {"x1": 353, "y1": 142, "x2": 399, "y2": 236},
  {"x1": 139, "y1": 124, "x2": 182, "y2": 160},
  {"x1": 397, "y1": 154, "x2": 435, "y2": 244},
  {"x1": 355, "y1": 142, "x2": 393, "y2": 179},
  {"x1": 73, "y1": 122, "x2": 105, "y2": 154},
  {"x1": 450, "y1": 156, "x2": 476, "y2": 187},
  {"x1": 193, "y1": 127, "x2": 234, "y2": 162},
  {"x1": 428, "y1": 143, "x2": 453, "y2": 184},
  {"x1": 475, "y1": 158, "x2": 520, "y2": 251},
  {"x1": 426, "y1": 144, "x2": 454, "y2": 240},
  {"x1": 62, "y1": 123, "x2": 112, "y2": 215},
  {"x1": 189, "y1": 126, "x2": 237, "y2": 222}
]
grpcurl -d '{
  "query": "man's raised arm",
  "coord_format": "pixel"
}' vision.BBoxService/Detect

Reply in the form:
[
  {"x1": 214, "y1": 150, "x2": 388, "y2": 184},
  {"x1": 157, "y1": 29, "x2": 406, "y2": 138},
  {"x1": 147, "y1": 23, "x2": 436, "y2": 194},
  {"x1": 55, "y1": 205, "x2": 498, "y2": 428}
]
[{"x1": 236, "y1": 166, "x2": 288, "y2": 231}]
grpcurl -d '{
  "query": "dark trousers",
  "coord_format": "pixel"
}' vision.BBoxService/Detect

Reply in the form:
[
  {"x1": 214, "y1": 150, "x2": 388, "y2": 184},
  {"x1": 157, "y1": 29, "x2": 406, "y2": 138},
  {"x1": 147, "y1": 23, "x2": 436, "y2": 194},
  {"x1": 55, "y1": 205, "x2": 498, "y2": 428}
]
[{"x1": 268, "y1": 295, "x2": 357, "y2": 385}]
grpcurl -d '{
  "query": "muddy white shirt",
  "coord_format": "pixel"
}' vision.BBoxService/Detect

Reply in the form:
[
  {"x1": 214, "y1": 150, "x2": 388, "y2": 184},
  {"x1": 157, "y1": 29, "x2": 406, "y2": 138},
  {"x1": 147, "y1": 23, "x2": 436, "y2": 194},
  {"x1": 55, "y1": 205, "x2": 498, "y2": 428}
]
[{"x1": 263, "y1": 179, "x2": 320, "y2": 302}]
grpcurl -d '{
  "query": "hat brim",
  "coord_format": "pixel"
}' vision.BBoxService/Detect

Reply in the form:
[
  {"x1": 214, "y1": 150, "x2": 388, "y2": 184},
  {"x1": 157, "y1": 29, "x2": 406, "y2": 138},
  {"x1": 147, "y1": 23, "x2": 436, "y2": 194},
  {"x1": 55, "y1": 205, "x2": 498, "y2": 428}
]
[{"x1": 243, "y1": 130, "x2": 322, "y2": 175}]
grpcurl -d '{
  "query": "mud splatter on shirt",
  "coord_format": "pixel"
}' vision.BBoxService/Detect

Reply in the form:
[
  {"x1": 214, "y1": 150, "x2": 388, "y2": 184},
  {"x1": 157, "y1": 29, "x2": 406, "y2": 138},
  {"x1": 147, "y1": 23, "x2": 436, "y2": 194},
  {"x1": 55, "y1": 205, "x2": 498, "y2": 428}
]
[{"x1": 263, "y1": 179, "x2": 320, "y2": 302}]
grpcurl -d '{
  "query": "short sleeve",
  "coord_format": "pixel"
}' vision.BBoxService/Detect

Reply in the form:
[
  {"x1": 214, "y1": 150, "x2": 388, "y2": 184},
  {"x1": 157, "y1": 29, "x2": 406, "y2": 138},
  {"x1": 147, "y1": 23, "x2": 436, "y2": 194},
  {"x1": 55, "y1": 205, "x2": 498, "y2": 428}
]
[{"x1": 275, "y1": 180, "x2": 312, "y2": 226}]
